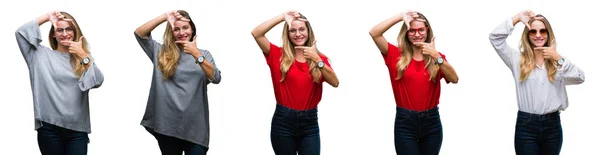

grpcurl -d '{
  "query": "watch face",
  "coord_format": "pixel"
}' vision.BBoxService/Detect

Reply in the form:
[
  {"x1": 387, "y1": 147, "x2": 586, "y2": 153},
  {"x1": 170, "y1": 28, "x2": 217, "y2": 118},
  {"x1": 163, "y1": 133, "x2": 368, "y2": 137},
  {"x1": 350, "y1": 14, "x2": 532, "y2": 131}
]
[
  {"x1": 82, "y1": 57, "x2": 89, "y2": 64},
  {"x1": 318, "y1": 61, "x2": 324, "y2": 68},
  {"x1": 198, "y1": 57, "x2": 205, "y2": 63},
  {"x1": 437, "y1": 57, "x2": 443, "y2": 64},
  {"x1": 558, "y1": 58, "x2": 564, "y2": 65}
]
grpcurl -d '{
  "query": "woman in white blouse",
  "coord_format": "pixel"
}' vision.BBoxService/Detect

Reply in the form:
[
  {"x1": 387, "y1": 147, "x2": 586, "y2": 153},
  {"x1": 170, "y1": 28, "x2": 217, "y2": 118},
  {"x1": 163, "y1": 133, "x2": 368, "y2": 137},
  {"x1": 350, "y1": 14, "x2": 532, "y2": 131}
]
[{"x1": 489, "y1": 10, "x2": 585, "y2": 155}]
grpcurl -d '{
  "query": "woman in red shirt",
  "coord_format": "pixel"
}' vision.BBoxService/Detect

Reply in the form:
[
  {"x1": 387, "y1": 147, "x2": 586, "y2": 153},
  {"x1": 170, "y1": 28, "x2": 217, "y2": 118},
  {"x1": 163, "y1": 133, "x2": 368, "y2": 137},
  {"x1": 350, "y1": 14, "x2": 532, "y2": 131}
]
[
  {"x1": 251, "y1": 10, "x2": 339, "y2": 155},
  {"x1": 369, "y1": 11, "x2": 459, "y2": 155}
]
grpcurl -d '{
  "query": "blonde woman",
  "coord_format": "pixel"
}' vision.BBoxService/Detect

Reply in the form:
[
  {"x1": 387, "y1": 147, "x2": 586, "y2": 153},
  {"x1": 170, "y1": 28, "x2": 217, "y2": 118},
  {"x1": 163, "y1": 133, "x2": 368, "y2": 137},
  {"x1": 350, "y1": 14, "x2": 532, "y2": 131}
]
[
  {"x1": 489, "y1": 10, "x2": 585, "y2": 155},
  {"x1": 15, "y1": 11, "x2": 104, "y2": 155},
  {"x1": 134, "y1": 10, "x2": 221, "y2": 155},
  {"x1": 251, "y1": 10, "x2": 339, "y2": 155},
  {"x1": 369, "y1": 11, "x2": 459, "y2": 155}
]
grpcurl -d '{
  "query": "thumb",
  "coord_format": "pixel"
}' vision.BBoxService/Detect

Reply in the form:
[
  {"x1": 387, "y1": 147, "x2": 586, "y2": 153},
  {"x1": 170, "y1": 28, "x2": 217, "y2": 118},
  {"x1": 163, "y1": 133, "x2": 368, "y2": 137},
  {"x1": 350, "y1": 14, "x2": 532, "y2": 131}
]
[
  {"x1": 430, "y1": 37, "x2": 436, "y2": 46},
  {"x1": 78, "y1": 36, "x2": 85, "y2": 43},
  {"x1": 193, "y1": 35, "x2": 198, "y2": 43},
  {"x1": 312, "y1": 40, "x2": 317, "y2": 48}
]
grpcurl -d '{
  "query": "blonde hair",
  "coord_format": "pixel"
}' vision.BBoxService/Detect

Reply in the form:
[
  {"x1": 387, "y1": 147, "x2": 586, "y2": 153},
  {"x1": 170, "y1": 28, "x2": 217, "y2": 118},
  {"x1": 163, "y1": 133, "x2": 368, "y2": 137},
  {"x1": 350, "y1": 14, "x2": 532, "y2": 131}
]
[
  {"x1": 158, "y1": 10, "x2": 197, "y2": 79},
  {"x1": 49, "y1": 12, "x2": 88, "y2": 79},
  {"x1": 395, "y1": 12, "x2": 439, "y2": 81},
  {"x1": 519, "y1": 14, "x2": 557, "y2": 83},
  {"x1": 280, "y1": 13, "x2": 322, "y2": 82}
]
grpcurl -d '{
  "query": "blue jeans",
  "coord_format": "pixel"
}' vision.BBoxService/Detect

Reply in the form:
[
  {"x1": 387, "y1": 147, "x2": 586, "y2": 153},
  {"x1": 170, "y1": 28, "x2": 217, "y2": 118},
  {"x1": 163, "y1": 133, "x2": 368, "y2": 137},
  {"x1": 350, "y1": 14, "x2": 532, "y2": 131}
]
[
  {"x1": 146, "y1": 127, "x2": 208, "y2": 155},
  {"x1": 394, "y1": 107, "x2": 443, "y2": 155},
  {"x1": 37, "y1": 121, "x2": 89, "y2": 155},
  {"x1": 270, "y1": 104, "x2": 320, "y2": 155},
  {"x1": 514, "y1": 111, "x2": 562, "y2": 155}
]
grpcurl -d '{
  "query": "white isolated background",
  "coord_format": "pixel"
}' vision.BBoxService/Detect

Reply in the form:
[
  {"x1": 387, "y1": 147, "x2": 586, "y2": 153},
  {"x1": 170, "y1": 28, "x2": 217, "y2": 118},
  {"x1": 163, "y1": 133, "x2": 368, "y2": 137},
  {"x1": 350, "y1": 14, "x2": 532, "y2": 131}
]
[{"x1": 0, "y1": 0, "x2": 597, "y2": 154}]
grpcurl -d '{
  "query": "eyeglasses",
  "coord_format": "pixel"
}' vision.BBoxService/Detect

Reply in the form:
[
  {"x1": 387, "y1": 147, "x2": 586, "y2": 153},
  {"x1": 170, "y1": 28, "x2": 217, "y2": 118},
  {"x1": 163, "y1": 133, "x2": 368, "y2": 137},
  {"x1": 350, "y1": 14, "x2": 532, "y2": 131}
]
[
  {"x1": 528, "y1": 29, "x2": 547, "y2": 36},
  {"x1": 55, "y1": 27, "x2": 74, "y2": 34},
  {"x1": 407, "y1": 27, "x2": 428, "y2": 36}
]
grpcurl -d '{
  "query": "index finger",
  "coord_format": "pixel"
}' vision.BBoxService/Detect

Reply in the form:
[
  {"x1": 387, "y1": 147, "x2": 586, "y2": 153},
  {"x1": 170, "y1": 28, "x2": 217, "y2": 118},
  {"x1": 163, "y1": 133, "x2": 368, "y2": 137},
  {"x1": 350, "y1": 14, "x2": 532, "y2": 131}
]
[
  {"x1": 179, "y1": 18, "x2": 191, "y2": 22},
  {"x1": 174, "y1": 40, "x2": 189, "y2": 44},
  {"x1": 60, "y1": 40, "x2": 75, "y2": 44},
  {"x1": 294, "y1": 46, "x2": 309, "y2": 49}
]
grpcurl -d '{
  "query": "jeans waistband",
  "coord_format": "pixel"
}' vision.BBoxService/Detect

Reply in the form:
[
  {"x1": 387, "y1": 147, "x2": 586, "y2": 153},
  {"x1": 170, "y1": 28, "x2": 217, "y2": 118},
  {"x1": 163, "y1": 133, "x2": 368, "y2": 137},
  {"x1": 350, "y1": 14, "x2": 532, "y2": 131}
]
[
  {"x1": 518, "y1": 111, "x2": 560, "y2": 120},
  {"x1": 276, "y1": 104, "x2": 318, "y2": 114},
  {"x1": 396, "y1": 106, "x2": 439, "y2": 114}
]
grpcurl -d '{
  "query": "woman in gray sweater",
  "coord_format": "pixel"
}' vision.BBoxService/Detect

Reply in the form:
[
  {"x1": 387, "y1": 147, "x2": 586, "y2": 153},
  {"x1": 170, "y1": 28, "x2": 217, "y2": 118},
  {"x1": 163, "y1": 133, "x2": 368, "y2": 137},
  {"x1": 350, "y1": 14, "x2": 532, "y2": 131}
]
[
  {"x1": 134, "y1": 10, "x2": 222, "y2": 155},
  {"x1": 15, "y1": 11, "x2": 104, "y2": 155}
]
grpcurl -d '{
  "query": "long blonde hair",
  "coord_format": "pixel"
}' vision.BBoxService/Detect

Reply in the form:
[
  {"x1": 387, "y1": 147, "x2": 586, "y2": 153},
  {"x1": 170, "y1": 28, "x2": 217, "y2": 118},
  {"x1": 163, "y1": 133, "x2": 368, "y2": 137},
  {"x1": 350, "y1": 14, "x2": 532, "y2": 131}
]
[
  {"x1": 280, "y1": 13, "x2": 321, "y2": 82},
  {"x1": 395, "y1": 12, "x2": 439, "y2": 81},
  {"x1": 519, "y1": 14, "x2": 557, "y2": 83},
  {"x1": 158, "y1": 10, "x2": 197, "y2": 79},
  {"x1": 49, "y1": 12, "x2": 88, "y2": 79}
]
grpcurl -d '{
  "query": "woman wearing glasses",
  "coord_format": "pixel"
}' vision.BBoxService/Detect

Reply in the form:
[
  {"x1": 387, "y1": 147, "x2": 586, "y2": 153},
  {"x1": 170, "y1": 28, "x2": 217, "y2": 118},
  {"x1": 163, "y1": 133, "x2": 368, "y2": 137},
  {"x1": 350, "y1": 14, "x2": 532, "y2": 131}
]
[
  {"x1": 251, "y1": 10, "x2": 339, "y2": 155},
  {"x1": 369, "y1": 11, "x2": 459, "y2": 155},
  {"x1": 489, "y1": 10, "x2": 585, "y2": 155},
  {"x1": 15, "y1": 11, "x2": 104, "y2": 155}
]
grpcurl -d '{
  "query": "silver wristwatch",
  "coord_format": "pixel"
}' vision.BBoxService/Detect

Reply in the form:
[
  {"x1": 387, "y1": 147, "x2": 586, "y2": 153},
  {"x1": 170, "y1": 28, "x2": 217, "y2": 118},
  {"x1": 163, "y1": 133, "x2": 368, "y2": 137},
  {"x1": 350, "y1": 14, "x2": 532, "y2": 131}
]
[
  {"x1": 196, "y1": 56, "x2": 205, "y2": 64},
  {"x1": 557, "y1": 57, "x2": 564, "y2": 66},
  {"x1": 435, "y1": 57, "x2": 444, "y2": 65},
  {"x1": 80, "y1": 57, "x2": 90, "y2": 65},
  {"x1": 317, "y1": 61, "x2": 325, "y2": 68}
]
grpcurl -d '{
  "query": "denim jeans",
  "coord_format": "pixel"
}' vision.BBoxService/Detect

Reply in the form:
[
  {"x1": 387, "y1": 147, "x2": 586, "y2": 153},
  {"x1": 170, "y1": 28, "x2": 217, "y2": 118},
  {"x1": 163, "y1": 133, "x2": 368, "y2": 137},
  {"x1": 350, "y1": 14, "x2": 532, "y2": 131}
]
[
  {"x1": 270, "y1": 104, "x2": 320, "y2": 155},
  {"x1": 37, "y1": 121, "x2": 89, "y2": 155},
  {"x1": 394, "y1": 106, "x2": 443, "y2": 155},
  {"x1": 514, "y1": 111, "x2": 562, "y2": 155},
  {"x1": 146, "y1": 127, "x2": 208, "y2": 155}
]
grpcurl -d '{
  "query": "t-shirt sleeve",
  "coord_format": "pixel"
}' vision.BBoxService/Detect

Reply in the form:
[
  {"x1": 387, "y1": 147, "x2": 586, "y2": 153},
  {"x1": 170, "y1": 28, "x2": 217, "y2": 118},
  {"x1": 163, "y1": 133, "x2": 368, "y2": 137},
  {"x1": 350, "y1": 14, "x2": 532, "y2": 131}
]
[
  {"x1": 265, "y1": 42, "x2": 282, "y2": 66},
  {"x1": 134, "y1": 32, "x2": 161, "y2": 62},
  {"x1": 383, "y1": 42, "x2": 400, "y2": 66},
  {"x1": 15, "y1": 19, "x2": 43, "y2": 65}
]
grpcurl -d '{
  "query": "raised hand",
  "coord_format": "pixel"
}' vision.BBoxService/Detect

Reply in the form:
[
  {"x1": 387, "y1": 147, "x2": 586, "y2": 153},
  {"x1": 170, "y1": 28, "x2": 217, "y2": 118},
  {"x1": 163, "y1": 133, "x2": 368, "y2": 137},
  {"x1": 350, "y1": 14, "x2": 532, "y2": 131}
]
[
  {"x1": 534, "y1": 40, "x2": 560, "y2": 61},
  {"x1": 175, "y1": 35, "x2": 201, "y2": 57},
  {"x1": 517, "y1": 10, "x2": 536, "y2": 29},
  {"x1": 284, "y1": 10, "x2": 307, "y2": 25},
  {"x1": 403, "y1": 11, "x2": 426, "y2": 29},
  {"x1": 166, "y1": 10, "x2": 190, "y2": 30},
  {"x1": 61, "y1": 36, "x2": 86, "y2": 57},
  {"x1": 294, "y1": 40, "x2": 321, "y2": 62},
  {"x1": 414, "y1": 37, "x2": 440, "y2": 59},
  {"x1": 48, "y1": 11, "x2": 72, "y2": 28}
]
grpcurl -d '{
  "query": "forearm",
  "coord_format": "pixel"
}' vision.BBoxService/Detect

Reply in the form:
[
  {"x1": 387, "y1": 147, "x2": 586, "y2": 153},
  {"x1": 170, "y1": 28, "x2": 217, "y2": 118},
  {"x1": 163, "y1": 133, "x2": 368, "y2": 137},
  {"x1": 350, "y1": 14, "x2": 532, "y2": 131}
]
[
  {"x1": 369, "y1": 14, "x2": 403, "y2": 37},
  {"x1": 511, "y1": 14, "x2": 520, "y2": 26},
  {"x1": 135, "y1": 14, "x2": 167, "y2": 38},
  {"x1": 191, "y1": 51, "x2": 216, "y2": 80},
  {"x1": 439, "y1": 62, "x2": 458, "y2": 83},
  {"x1": 251, "y1": 14, "x2": 284, "y2": 38},
  {"x1": 36, "y1": 14, "x2": 49, "y2": 26},
  {"x1": 199, "y1": 61, "x2": 215, "y2": 80},
  {"x1": 320, "y1": 65, "x2": 339, "y2": 87}
]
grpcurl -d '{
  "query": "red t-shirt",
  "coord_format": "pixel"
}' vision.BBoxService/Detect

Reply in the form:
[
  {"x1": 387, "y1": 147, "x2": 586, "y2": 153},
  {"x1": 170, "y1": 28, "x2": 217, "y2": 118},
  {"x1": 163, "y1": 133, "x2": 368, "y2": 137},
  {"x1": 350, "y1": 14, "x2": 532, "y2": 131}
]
[
  {"x1": 265, "y1": 43, "x2": 331, "y2": 110},
  {"x1": 383, "y1": 43, "x2": 449, "y2": 111}
]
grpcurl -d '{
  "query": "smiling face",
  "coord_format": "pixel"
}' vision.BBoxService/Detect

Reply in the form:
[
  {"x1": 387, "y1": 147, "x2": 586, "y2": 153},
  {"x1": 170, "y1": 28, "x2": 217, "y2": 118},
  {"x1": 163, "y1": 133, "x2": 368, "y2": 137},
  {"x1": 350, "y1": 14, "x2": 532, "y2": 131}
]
[
  {"x1": 288, "y1": 20, "x2": 309, "y2": 46},
  {"x1": 407, "y1": 21, "x2": 428, "y2": 44},
  {"x1": 528, "y1": 20, "x2": 548, "y2": 47},
  {"x1": 173, "y1": 20, "x2": 193, "y2": 42},
  {"x1": 53, "y1": 20, "x2": 75, "y2": 47}
]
